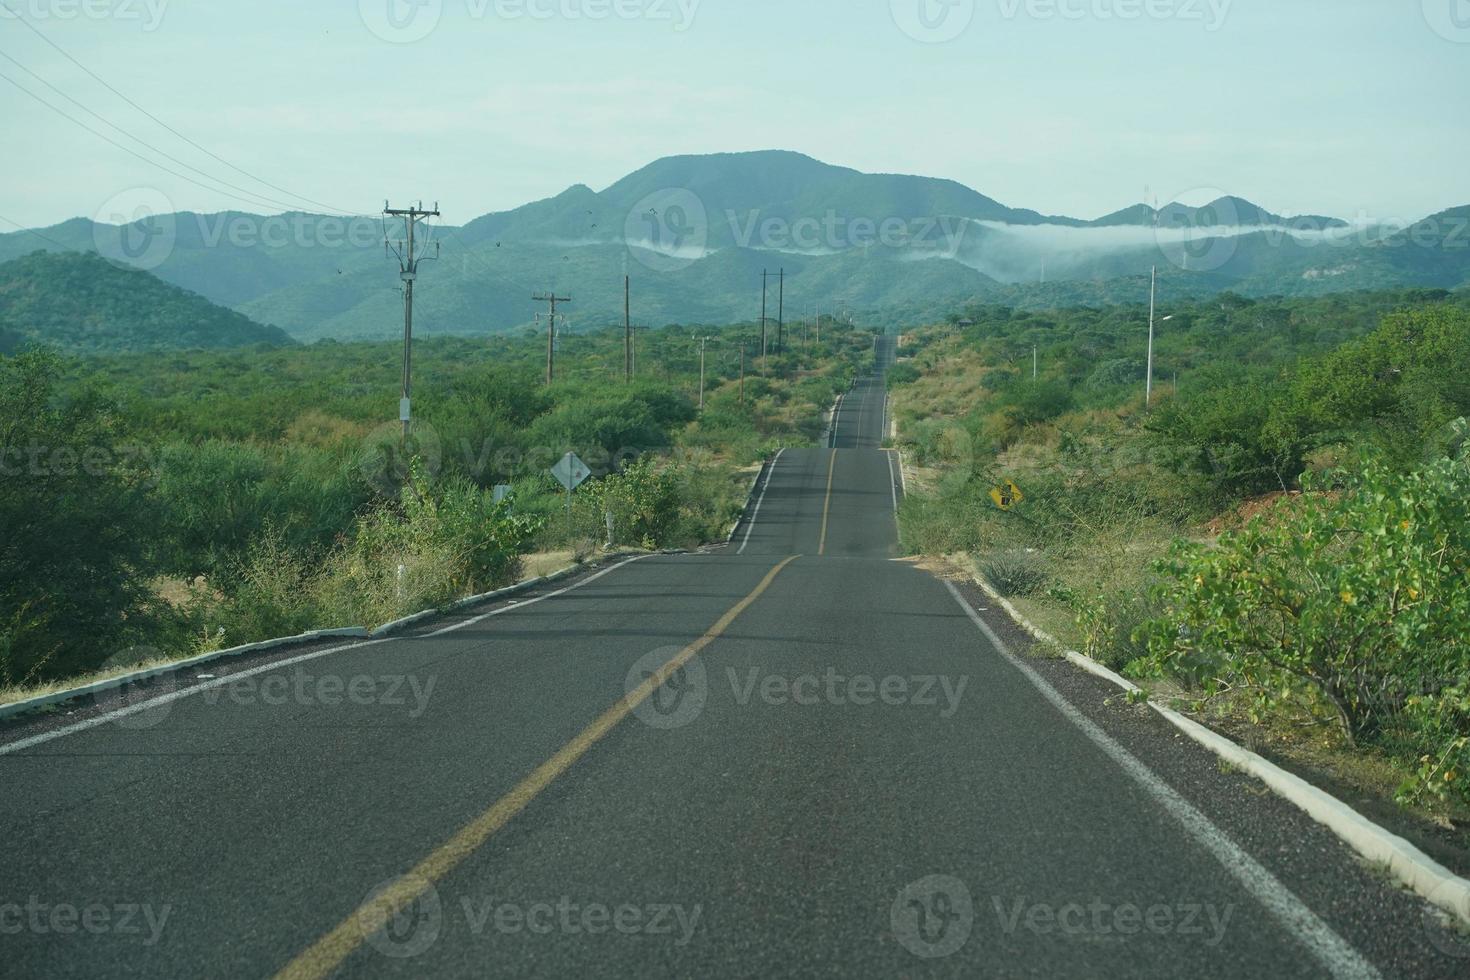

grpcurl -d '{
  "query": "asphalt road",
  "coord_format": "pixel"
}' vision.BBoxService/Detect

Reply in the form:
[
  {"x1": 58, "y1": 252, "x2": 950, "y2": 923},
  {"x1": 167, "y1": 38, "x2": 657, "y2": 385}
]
[{"x1": 3, "y1": 336, "x2": 1467, "y2": 978}]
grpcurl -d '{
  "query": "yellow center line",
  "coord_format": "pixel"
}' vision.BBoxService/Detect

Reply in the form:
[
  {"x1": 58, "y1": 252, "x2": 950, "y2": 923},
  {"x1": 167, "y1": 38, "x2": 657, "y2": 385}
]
[
  {"x1": 273, "y1": 554, "x2": 801, "y2": 980},
  {"x1": 818, "y1": 449, "x2": 837, "y2": 556}
]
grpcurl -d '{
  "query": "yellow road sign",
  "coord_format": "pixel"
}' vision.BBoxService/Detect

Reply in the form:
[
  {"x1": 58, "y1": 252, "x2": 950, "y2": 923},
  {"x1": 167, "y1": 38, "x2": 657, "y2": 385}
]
[{"x1": 990, "y1": 481, "x2": 1024, "y2": 510}]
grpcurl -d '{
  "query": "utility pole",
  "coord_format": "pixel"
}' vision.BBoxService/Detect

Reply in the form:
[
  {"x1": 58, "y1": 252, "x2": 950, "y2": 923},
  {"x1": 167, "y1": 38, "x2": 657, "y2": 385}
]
[
  {"x1": 697, "y1": 336, "x2": 709, "y2": 410},
  {"x1": 383, "y1": 201, "x2": 440, "y2": 444},
  {"x1": 760, "y1": 271, "x2": 768, "y2": 376},
  {"x1": 776, "y1": 268, "x2": 784, "y2": 353},
  {"x1": 624, "y1": 275, "x2": 632, "y2": 383},
  {"x1": 739, "y1": 345, "x2": 746, "y2": 405},
  {"x1": 1146, "y1": 265, "x2": 1156, "y2": 407},
  {"x1": 533, "y1": 291, "x2": 571, "y2": 385},
  {"x1": 1033, "y1": 346, "x2": 1038, "y2": 381}
]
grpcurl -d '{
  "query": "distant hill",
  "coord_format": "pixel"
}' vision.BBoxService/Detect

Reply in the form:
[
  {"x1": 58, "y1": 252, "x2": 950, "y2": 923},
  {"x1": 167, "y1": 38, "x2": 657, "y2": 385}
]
[
  {"x1": 0, "y1": 151, "x2": 1462, "y2": 338},
  {"x1": 0, "y1": 251, "x2": 293, "y2": 354}
]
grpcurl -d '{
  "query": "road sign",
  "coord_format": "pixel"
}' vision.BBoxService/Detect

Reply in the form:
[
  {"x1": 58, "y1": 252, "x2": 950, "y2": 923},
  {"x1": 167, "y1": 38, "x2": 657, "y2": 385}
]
[
  {"x1": 990, "y1": 481, "x2": 1024, "y2": 511},
  {"x1": 551, "y1": 452, "x2": 591, "y2": 492}
]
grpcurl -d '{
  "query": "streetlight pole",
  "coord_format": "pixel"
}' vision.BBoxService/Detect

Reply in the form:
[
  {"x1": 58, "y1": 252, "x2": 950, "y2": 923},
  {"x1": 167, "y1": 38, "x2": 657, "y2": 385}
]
[{"x1": 1146, "y1": 266, "x2": 1156, "y2": 407}]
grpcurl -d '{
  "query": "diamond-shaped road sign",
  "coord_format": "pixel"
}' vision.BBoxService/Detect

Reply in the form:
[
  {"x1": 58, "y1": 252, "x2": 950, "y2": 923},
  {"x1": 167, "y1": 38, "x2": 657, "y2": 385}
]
[
  {"x1": 550, "y1": 452, "x2": 591, "y2": 492},
  {"x1": 990, "y1": 481, "x2": 1024, "y2": 511}
]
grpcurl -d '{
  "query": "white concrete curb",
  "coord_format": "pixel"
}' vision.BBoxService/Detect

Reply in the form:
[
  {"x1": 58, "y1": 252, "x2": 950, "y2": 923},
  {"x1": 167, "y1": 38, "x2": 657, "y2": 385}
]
[
  {"x1": 372, "y1": 555, "x2": 636, "y2": 638},
  {"x1": 0, "y1": 627, "x2": 370, "y2": 722},
  {"x1": 965, "y1": 565, "x2": 1470, "y2": 930},
  {"x1": 725, "y1": 457, "x2": 774, "y2": 545}
]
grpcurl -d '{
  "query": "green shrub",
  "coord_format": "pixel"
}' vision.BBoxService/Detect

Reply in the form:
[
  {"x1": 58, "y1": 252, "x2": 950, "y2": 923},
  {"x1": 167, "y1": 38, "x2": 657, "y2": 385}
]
[
  {"x1": 1140, "y1": 434, "x2": 1470, "y2": 804},
  {"x1": 977, "y1": 548, "x2": 1052, "y2": 598}
]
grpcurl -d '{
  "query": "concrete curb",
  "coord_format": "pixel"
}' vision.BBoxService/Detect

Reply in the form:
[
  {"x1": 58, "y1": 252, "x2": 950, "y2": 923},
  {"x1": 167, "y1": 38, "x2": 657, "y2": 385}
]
[
  {"x1": 0, "y1": 627, "x2": 370, "y2": 722},
  {"x1": 725, "y1": 457, "x2": 773, "y2": 546},
  {"x1": 371, "y1": 553, "x2": 643, "y2": 638},
  {"x1": 964, "y1": 564, "x2": 1470, "y2": 930}
]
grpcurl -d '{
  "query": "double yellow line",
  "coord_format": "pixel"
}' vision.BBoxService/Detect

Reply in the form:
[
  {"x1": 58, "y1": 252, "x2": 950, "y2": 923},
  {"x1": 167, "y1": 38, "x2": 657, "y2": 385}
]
[{"x1": 274, "y1": 555, "x2": 800, "y2": 980}]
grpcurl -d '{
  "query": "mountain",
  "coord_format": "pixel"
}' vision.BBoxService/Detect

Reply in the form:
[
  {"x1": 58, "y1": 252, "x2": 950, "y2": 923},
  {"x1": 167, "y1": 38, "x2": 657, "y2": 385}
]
[
  {"x1": 0, "y1": 251, "x2": 293, "y2": 354},
  {"x1": 0, "y1": 151, "x2": 1462, "y2": 340}
]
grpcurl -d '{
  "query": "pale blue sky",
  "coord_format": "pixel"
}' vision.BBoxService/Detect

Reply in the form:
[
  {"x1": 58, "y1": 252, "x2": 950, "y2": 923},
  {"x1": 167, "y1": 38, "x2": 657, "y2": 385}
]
[{"x1": 2, "y1": 0, "x2": 1466, "y2": 229}]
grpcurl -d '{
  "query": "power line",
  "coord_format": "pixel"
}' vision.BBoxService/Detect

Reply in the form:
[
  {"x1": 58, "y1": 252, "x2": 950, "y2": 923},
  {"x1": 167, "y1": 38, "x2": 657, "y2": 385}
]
[
  {"x1": 0, "y1": 69, "x2": 324, "y2": 217},
  {"x1": 0, "y1": 48, "x2": 341, "y2": 216},
  {"x1": 0, "y1": 211, "x2": 70, "y2": 250},
  {"x1": 2, "y1": 3, "x2": 358, "y2": 216}
]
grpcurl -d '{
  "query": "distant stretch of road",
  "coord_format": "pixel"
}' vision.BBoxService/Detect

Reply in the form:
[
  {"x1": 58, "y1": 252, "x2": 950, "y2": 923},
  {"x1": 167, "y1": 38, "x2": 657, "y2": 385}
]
[{"x1": 2, "y1": 336, "x2": 1463, "y2": 978}]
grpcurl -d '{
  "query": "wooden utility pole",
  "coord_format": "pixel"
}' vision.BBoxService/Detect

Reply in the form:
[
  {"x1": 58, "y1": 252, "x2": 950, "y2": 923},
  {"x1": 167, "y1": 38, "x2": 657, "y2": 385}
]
[
  {"x1": 697, "y1": 336, "x2": 708, "y2": 410},
  {"x1": 760, "y1": 271, "x2": 768, "y2": 376},
  {"x1": 739, "y1": 346, "x2": 746, "y2": 405},
  {"x1": 776, "y1": 267, "x2": 784, "y2": 352},
  {"x1": 624, "y1": 275, "x2": 632, "y2": 382},
  {"x1": 533, "y1": 291, "x2": 571, "y2": 385},
  {"x1": 383, "y1": 201, "x2": 440, "y2": 444}
]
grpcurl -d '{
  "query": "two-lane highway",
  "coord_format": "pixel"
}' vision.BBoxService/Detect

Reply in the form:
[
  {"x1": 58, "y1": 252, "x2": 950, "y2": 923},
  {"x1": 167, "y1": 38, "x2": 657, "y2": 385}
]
[{"x1": 3, "y1": 335, "x2": 1463, "y2": 978}]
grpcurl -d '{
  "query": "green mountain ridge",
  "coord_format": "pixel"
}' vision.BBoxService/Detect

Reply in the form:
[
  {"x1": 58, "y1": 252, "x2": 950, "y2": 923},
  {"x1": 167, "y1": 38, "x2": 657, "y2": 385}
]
[
  {"x1": 2, "y1": 151, "x2": 1464, "y2": 341},
  {"x1": 0, "y1": 251, "x2": 293, "y2": 354}
]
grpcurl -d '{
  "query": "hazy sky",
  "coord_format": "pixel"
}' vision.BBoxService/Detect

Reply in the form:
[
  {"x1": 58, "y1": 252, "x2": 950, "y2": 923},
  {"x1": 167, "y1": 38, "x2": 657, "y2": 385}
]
[{"x1": 2, "y1": 0, "x2": 1467, "y2": 230}]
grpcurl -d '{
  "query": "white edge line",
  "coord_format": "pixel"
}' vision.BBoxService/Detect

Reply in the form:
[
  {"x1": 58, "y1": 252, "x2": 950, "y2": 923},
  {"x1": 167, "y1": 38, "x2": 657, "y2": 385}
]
[
  {"x1": 886, "y1": 450, "x2": 899, "y2": 516},
  {"x1": 736, "y1": 448, "x2": 785, "y2": 555},
  {"x1": 0, "y1": 627, "x2": 370, "y2": 723},
  {"x1": 0, "y1": 555, "x2": 656, "y2": 755},
  {"x1": 942, "y1": 579, "x2": 1380, "y2": 980},
  {"x1": 725, "y1": 461, "x2": 771, "y2": 545},
  {"x1": 965, "y1": 566, "x2": 1470, "y2": 932},
  {"x1": 424, "y1": 554, "x2": 653, "y2": 638}
]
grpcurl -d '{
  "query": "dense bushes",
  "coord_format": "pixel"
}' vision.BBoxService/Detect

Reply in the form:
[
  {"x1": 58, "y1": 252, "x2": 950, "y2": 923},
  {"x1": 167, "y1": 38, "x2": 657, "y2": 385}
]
[
  {"x1": 1140, "y1": 440, "x2": 1470, "y2": 805},
  {"x1": 0, "y1": 350, "x2": 167, "y2": 685}
]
